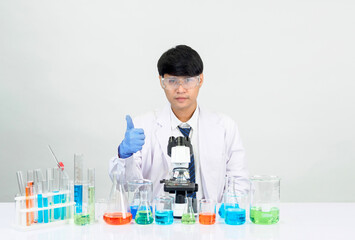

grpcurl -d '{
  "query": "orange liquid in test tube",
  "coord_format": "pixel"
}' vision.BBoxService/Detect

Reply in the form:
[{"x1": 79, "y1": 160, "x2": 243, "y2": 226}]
[
  {"x1": 199, "y1": 213, "x2": 216, "y2": 225},
  {"x1": 25, "y1": 186, "x2": 31, "y2": 226},
  {"x1": 29, "y1": 182, "x2": 34, "y2": 224}
]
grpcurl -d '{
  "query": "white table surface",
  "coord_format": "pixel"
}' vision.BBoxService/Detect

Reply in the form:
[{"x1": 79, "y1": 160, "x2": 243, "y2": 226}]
[{"x1": 1, "y1": 202, "x2": 354, "y2": 239}]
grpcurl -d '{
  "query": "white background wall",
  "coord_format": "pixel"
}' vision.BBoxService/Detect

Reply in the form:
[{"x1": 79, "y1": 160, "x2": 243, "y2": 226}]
[{"x1": 1, "y1": 0, "x2": 354, "y2": 202}]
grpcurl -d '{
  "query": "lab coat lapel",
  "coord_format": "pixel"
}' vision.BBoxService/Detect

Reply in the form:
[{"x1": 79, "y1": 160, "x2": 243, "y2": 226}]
[
  {"x1": 199, "y1": 107, "x2": 225, "y2": 201},
  {"x1": 155, "y1": 105, "x2": 172, "y2": 170}
]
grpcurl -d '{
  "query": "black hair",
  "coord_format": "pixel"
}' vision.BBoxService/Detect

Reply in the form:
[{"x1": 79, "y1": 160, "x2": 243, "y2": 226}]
[{"x1": 157, "y1": 45, "x2": 203, "y2": 77}]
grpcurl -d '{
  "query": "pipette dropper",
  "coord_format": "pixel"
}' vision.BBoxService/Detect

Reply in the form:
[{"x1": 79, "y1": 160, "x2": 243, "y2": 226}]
[{"x1": 48, "y1": 145, "x2": 64, "y2": 170}]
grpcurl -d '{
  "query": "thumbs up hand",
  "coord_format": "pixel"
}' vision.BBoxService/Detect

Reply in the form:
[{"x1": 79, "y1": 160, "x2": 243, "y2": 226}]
[{"x1": 118, "y1": 115, "x2": 146, "y2": 159}]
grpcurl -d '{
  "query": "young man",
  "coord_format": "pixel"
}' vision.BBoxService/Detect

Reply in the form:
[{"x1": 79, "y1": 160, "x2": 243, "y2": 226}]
[{"x1": 109, "y1": 45, "x2": 249, "y2": 203}]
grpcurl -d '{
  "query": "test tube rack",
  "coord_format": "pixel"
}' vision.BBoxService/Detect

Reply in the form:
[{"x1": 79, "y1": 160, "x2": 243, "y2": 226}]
[{"x1": 14, "y1": 190, "x2": 75, "y2": 231}]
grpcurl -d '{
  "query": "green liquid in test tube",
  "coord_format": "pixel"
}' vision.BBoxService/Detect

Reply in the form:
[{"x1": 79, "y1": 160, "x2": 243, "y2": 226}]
[{"x1": 88, "y1": 168, "x2": 95, "y2": 224}]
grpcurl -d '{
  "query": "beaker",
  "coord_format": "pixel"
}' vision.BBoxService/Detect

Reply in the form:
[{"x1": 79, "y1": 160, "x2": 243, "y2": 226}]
[
  {"x1": 181, "y1": 197, "x2": 195, "y2": 224},
  {"x1": 155, "y1": 196, "x2": 174, "y2": 225},
  {"x1": 224, "y1": 191, "x2": 247, "y2": 225},
  {"x1": 127, "y1": 179, "x2": 153, "y2": 219},
  {"x1": 135, "y1": 190, "x2": 154, "y2": 225},
  {"x1": 199, "y1": 199, "x2": 216, "y2": 225},
  {"x1": 103, "y1": 172, "x2": 132, "y2": 225},
  {"x1": 250, "y1": 175, "x2": 280, "y2": 225}
]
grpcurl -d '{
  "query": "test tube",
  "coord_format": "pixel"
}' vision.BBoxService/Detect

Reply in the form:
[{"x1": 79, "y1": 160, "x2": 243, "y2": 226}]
[
  {"x1": 16, "y1": 171, "x2": 25, "y2": 196},
  {"x1": 16, "y1": 171, "x2": 26, "y2": 226},
  {"x1": 74, "y1": 154, "x2": 84, "y2": 216},
  {"x1": 46, "y1": 168, "x2": 54, "y2": 222},
  {"x1": 53, "y1": 168, "x2": 61, "y2": 220},
  {"x1": 67, "y1": 180, "x2": 74, "y2": 219},
  {"x1": 34, "y1": 169, "x2": 44, "y2": 223},
  {"x1": 25, "y1": 183, "x2": 31, "y2": 226},
  {"x1": 42, "y1": 180, "x2": 49, "y2": 223},
  {"x1": 27, "y1": 170, "x2": 35, "y2": 225},
  {"x1": 60, "y1": 170, "x2": 69, "y2": 220},
  {"x1": 88, "y1": 168, "x2": 95, "y2": 223}
]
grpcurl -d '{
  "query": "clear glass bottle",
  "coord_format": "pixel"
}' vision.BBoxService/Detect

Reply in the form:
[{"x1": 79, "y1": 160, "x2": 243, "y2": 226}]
[
  {"x1": 135, "y1": 190, "x2": 154, "y2": 225},
  {"x1": 103, "y1": 172, "x2": 132, "y2": 225},
  {"x1": 181, "y1": 197, "x2": 195, "y2": 224}
]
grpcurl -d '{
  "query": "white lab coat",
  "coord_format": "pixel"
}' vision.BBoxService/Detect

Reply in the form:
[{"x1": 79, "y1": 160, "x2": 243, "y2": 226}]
[{"x1": 109, "y1": 104, "x2": 249, "y2": 202}]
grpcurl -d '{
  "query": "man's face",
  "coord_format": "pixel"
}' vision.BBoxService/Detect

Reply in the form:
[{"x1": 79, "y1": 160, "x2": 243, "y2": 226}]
[
  {"x1": 160, "y1": 74, "x2": 204, "y2": 112},
  {"x1": 159, "y1": 74, "x2": 203, "y2": 111}
]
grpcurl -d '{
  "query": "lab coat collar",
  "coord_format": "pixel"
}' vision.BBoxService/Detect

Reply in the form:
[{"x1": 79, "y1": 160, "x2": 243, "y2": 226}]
[{"x1": 169, "y1": 105, "x2": 199, "y2": 132}]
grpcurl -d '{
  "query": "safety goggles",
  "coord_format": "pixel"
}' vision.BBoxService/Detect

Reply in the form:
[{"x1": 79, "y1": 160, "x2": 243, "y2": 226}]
[{"x1": 161, "y1": 76, "x2": 200, "y2": 90}]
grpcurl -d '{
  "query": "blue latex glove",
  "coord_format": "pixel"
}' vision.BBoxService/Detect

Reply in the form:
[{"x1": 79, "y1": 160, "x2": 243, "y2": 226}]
[{"x1": 118, "y1": 115, "x2": 145, "y2": 159}]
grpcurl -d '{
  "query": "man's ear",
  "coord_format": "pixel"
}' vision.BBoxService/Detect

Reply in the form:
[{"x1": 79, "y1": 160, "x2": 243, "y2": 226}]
[
  {"x1": 199, "y1": 73, "x2": 204, "y2": 87},
  {"x1": 159, "y1": 75, "x2": 164, "y2": 89}
]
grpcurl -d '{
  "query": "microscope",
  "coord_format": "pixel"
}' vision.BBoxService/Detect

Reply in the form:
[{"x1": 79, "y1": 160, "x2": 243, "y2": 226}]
[{"x1": 160, "y1": 136, "x2": 198, "y2": 218}]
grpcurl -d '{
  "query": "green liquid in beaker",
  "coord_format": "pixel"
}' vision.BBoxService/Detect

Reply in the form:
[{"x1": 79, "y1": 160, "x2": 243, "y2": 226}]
[
  {"x1": 181, "y1": 213, "x2": 195, "y2": 224},
  {"x1": 250, "y1": 207, "x2": 279, "y2": 224},
  {"x1": 74, "y1": 214, "x2": 90, "y2": 225},
  {"x1": 135, "y1": 210, "x2": 154, "y2": 225}
]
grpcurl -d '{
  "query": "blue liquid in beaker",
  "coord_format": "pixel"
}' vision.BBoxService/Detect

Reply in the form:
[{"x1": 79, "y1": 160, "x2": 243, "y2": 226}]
[
  {"x1": 131, "y1": 205, "x2": 152, "y2": 219},
  {"x1": 225, "y1": 207, "x2": 246, "y2": 225},
  {"x1": 155, "y1": 210, "x2": 174, "y2": 225},
  {"x1": 130, "y1": 205, "x2": 138, "y2": 219},
  {"x1": 219, "y1": 203, "x2": 239, "y2": 218},
  {"x1": 218, "y1": 203, "x2": 225, "y2": 218}
]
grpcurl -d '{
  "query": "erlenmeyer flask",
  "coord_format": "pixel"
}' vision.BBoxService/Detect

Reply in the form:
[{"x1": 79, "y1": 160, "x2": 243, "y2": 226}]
[
  {"x1": 181, "y1": 197, "x2": 195, "y2": 224},
  {"x1": 135, "y1": 190, "x2": 153, "y2": 225},
  {"x1": 127, "y1": 179, "x2": 153, "y2": 219},
  {"x1": 219, "y1": 175, "x2": 246, "y2": 218},
  {"x1": 103, "y1": 172, "x2": 132, "y2": 225}
]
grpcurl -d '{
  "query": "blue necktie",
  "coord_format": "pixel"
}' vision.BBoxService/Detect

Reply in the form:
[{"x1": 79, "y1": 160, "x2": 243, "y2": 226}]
[{"x1": 178, "y1": 126, "x2": 196, "y2": 198}]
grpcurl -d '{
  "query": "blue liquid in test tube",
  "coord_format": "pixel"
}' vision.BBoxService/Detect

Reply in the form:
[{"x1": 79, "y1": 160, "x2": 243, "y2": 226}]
[
  {"x1": 53, "y1": 191, "x2": 60, "y2": 219},
  {"x1": 74, "y1": 185, "x2": 83, "y2": 214},
  {"x1": 37, "y1": 194, "x2": 44, "y2": 223},
  {"x1": 155, "y1": 210, "x2": 174, "y2": 225},
  {"x1": 225, "y1": 207, "x2": 246, "y2": 225},
  {"x1": 43, "y1": 196, "x2": 49, "y2": 223},
  {"x1": 74, "y1": 154, "x2": 84, "y2": 215}
]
